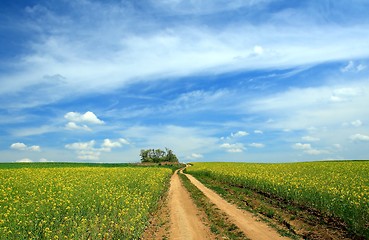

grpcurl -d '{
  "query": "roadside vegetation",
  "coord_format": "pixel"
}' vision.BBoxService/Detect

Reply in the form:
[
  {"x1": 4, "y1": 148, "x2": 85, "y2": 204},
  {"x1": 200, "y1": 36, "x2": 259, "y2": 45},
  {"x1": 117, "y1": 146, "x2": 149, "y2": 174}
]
[
  {"x1": 186, "y1": 161, "x2": 369, "y2": 239},
  {"x1": 0, "y1": 164, "x2": 172, "y2": 239}
]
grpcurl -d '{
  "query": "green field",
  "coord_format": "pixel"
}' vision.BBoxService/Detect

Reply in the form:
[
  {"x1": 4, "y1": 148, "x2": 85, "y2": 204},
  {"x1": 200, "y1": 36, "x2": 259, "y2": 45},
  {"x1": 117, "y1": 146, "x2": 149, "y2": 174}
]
[
  {"x1": 186, "y1": 161, "x2": 369, "y2": 238},
  {"x1": 0, "y1": 163, "x2": 172, "y2": 239}
]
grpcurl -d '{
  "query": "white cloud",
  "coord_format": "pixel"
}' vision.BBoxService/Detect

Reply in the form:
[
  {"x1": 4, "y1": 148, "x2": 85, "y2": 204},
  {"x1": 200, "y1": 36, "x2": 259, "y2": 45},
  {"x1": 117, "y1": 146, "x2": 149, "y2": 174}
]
[
  {"x1": 351, "y1": 120, "x2": 362, "y2": 127},
  {"x1": 333, "y1": 144, "x2": 342, "y2": 149},
  {"x1": 329, "y1": 95, "x2": 343, "y2": 103},
  {"x1": 65, "y1": 141, "x2": 100, "y2": 160},
  {"x1": 16, "y1": 158, "x2": 33, "y2": 163},
  {"x1": 64, "y1": 111, "x2": 103, "y2": 132},
  {"x1": 29, "y1": 145, "x2": 41, "y2": 152},
  {"x1": 10, "y1": 142, "x2": 41, "y2": 152},
  {"x1": 220, "y1": 143, "x2": 245, "y2": 153},
  {"x1": 122, "y1": 125, "x2": 219, "y2": 158},
  {"x1": 100, "y1": 138, "x2": 130, "y2": 152},
  {"x1": 3, "y1": 8, "x2": 369, "y2": 111},
  {"x1": 231, "y1": 131, "x2": 249, "y2": 137},
  {"x1": 304, "y1": 149, "x2": 329, "y2": 155},
  {"x1": 228, "y1": 148, "x2": 243, "y2": 153},
  {"x1": 293, "y1": 143, "x2": 312, "y2": 150},
  {"x1": 248, "y1": 81, "x2": 369, "y2": 131},
  {"x1": 100, "y1": 139, "x2": 125, "y2": 152},
  {"x1": 350, "y1": 133, "x2": 369, "y2": 142},
  {"x1": 253, "y1": 45, "x2": 264, "y2": 55},
  {"x1": 330, "y1": 87, "x2": 362, "y2": 103},
  {"x1": 39, "y1": 158, "x2": 53, "y2": 162},
  {"x1": 341, "y1": 61, "x2": 367, "y2": 73},
  {"x1": 254, "y1": 130, "x2": 263, "y2": 134},
  {"x1": 357, "y1": 64, "x2": 367, "y2": 72},
  {"x1": 64, "y1": 111, "x2": 104, "y2": 125},
  {"x1": 341, "y1": 61, "x2": 354, "y2": 72},
  {"x1": 76, "y1": 151, "x2": 101, "y2": 160},
  {"x1": 10, "y1": 142, "x2": 27, "y2": 151},
  {"x1": 221, "y1": 130, "x2": 250, "y2": 141},
  {"x1": 151, "y1": 0, "x2": 271, "y2": 15},
  {"x1": 102, "y1": 139, "x2": 122, "y2": 148},
  {"x1": 248, "y1": 143, "x2": 265, "y2": 148},
  {"x1": 186, "y1": 153, "x2": 204, "y2": 160},
  {"x1": 119, "y1": 138, "x2": 130, "y2": 145},
  {"x1": 65, "y1": 139, "x2": 129, "y2": 160},
  {"x1": 301, "y1": 136, "x2": 320, "y2": 142},
  {"x1": 65, "y1": 122, "x2": 91, "y2": 131},
  {"x1": 65, "y1": 141, "x2": 96, "y2": 151},
  {"x1": 293, "y1": 143, "x2": 329, "y2": 155}
]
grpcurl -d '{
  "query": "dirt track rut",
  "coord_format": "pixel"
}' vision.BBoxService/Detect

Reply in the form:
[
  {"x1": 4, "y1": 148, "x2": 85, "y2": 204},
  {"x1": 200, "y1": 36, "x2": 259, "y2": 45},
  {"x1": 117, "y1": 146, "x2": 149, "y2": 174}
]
[
  {"x1": 169, "y1": 170, "x2": 215, "y2": 240},
  {"x1": 183, "y1": 170, "x2": 289, "y2": 240},
  {"x1": 166, "y1": 168, "x2": 289, "y2": 240}
]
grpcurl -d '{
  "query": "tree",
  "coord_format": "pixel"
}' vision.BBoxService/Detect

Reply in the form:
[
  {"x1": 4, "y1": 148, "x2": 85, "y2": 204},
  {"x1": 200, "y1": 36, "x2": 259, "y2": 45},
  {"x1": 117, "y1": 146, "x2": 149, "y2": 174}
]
[
  {"x1": 165, "y1": 148, "x2": 178, "y2": 162},
  {"x1": 140, "y1": 148, "x2": 179, "y2": 163},
  {"x1": 140, "y1": 149, "x2": 151, "y2": 163}
]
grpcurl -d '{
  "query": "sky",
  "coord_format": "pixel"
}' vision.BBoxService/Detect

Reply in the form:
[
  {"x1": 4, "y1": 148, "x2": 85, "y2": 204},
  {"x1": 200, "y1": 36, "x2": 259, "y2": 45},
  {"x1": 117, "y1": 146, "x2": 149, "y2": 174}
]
[{"x1": 1, "y1": 0, "x2": 369, "y2": 163}]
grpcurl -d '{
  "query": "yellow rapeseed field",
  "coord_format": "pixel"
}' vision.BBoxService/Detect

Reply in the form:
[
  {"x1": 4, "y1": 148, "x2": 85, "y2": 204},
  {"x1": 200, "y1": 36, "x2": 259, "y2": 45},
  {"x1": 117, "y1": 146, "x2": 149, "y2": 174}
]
[
  {"x1": 186, "y1": 161, "x2": 369, "y2": 238},
  {"x1": 0, "y1": 166, "x2": 172, "y2": 239}
]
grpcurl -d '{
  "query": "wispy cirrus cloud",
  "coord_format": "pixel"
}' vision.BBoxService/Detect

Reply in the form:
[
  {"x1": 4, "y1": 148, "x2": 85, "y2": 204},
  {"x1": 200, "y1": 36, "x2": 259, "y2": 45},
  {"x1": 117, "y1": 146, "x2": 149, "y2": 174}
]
[
  {"x1": 247, "y1": 81, "x2": 369, "y2": 130},
  {"x1": 2, "y1": 1, "x2": 369, "y2": 163},
  {"x1": 2, "y1": 1, "x2": 369, "y2": 111},
  {"x1": 341, "y1": 61, "x2": 366, "y2": 73}
]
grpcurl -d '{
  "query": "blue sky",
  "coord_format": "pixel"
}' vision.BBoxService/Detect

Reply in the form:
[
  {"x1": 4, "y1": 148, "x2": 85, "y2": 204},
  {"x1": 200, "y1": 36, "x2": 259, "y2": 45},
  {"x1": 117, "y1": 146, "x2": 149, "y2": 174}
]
[{"x1": 1, "y1": 0, "x2": 369, "y2": 163}]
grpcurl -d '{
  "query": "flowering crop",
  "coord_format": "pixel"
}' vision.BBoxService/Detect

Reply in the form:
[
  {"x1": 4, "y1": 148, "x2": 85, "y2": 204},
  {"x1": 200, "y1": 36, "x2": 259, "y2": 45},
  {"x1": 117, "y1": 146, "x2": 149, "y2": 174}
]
[
  {"x1": 0, "y1": 166, "x2": 172, "y2": 239},
  {"x1": 187, "y1": 161, "x2": 369, "y2": 237}
]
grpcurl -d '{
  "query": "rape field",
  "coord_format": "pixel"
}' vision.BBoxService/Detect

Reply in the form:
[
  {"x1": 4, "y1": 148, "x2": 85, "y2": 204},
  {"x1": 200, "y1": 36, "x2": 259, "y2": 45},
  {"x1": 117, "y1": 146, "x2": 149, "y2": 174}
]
[
  {"x1": 0, "y1": 165, "x2": 172, "y2": 239},
  {"x1": 186, "y1": 161, "x2": 369, "y2": 238}
]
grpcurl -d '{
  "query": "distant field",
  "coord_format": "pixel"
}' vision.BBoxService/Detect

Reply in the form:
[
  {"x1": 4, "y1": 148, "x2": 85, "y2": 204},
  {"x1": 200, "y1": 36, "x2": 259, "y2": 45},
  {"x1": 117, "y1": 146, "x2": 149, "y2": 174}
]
[
  {"x1": 0, "y1": 162, "x2": 133, "y2": 169},
  {"x1": 186, "y1": 161, "x2": 369, "y2": 238},
  {"x1": 0, "y1": 164, "x2": 172, "y2": 239}
]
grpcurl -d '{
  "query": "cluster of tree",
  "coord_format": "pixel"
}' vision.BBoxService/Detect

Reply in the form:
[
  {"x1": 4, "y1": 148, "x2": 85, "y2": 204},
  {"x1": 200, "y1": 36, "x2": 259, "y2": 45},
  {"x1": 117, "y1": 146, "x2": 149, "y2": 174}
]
[{"x1": 140, "y1": 148, "x2": 179, "y2": 163}]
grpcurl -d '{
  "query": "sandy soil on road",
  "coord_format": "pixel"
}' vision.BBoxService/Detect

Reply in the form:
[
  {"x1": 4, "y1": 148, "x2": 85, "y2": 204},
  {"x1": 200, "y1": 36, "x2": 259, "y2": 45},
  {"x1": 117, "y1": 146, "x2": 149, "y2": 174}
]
[
  {"x1": 144, "y1": 169, "x2": 290, "y2": 240},
  {"x1": 169, "y1": 170, "x2": 215, "y2": 240},
  {"x1": 183, "y1": 171, "x2": 290, "y2": 240}
]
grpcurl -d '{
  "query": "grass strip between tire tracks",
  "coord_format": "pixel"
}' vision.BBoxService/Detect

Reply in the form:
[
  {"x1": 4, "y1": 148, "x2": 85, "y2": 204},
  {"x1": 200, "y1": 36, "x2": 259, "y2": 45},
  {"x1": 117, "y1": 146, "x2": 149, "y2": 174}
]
[{"x1": 178, "y1": 171, "x2": 248, "y2": 240}]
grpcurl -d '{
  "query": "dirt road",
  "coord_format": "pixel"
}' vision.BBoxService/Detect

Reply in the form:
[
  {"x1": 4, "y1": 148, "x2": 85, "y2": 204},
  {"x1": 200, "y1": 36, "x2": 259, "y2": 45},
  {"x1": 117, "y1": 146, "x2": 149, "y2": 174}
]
[
  {"x1": 183, "y1": 171, "x2": 289, "y2": 240},
  {"x1": 169, "y1": 170, "x2": 215, "y2": 240},
  {"x1": 164, "y1": 168, "x2": 289, "y2": 240}
]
